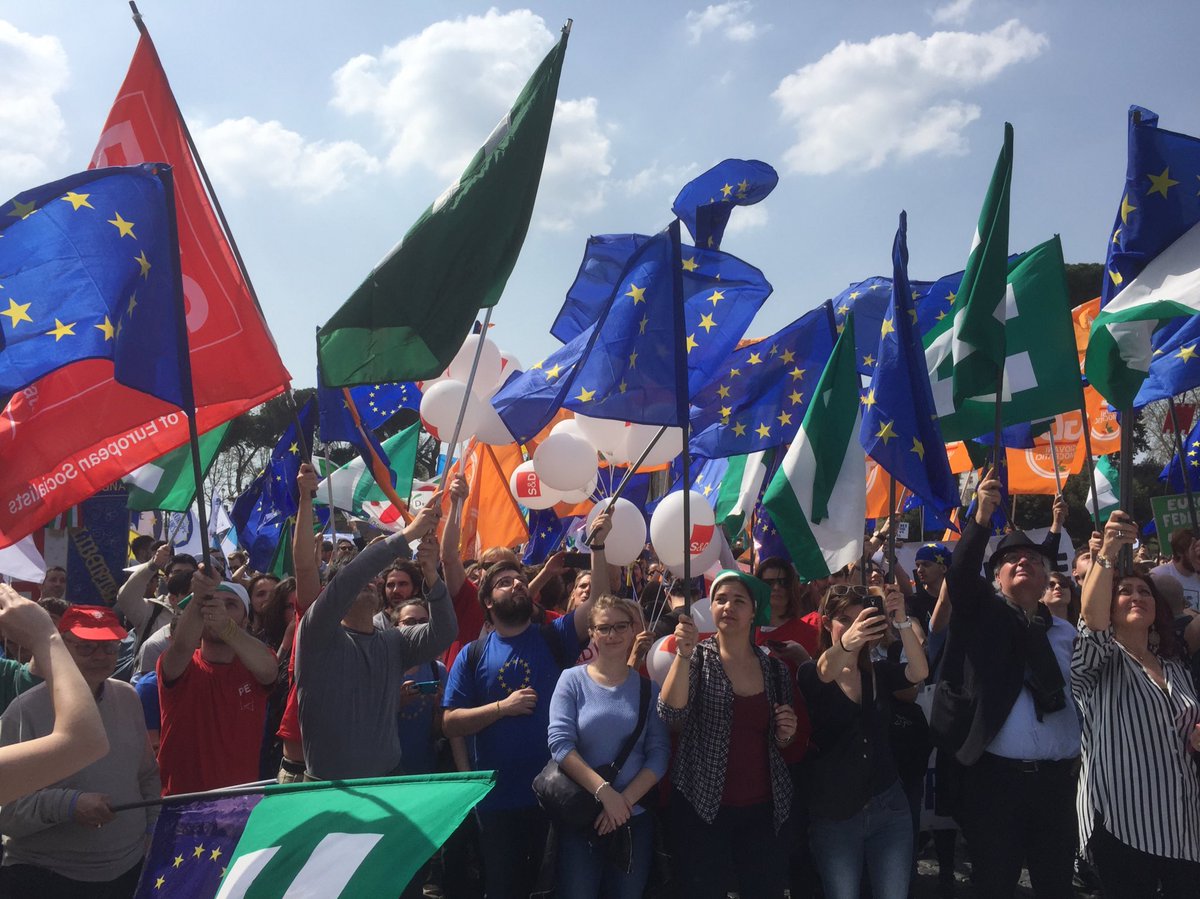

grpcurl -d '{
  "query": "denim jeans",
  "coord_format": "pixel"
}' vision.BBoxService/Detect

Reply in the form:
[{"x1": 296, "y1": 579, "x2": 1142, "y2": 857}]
[
  {"x1": 808, "y1": 779, "x2": 913, "y2": 899},
  {"x1": 475, "y1": 805, "x2": 550, "y2": 899},
  {"x1": 556, "y1": 811, "x2": 654, "y2": 899}
]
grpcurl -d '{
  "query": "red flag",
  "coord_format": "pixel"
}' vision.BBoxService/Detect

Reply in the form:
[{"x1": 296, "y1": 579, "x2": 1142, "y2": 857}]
[{"x1": 0, "y1": 34, "x2": 289, "y2": 547}]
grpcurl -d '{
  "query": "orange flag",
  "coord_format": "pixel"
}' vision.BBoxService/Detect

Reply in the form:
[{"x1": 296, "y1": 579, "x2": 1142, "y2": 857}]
[
  {"x1": 1005, "y1": 414, "x2": 1087, "y2": 495},
  {"x1": 450, "y1": 442, "x2": 529, "y2": 556},
  {"x1": 865, "y1": 459, "x2": 910, "y2": 519}
]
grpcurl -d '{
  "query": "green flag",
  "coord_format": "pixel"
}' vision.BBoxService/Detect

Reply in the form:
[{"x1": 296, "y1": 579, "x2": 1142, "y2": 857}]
[
  {"x1": 315, "y1": 423, "x2": 419, "y2": 516},
  {"x1": 316, "y1": 32, "x2": 568, "y2": 386},
  {"x1": 762, "y1": 314, "x2": 865, "y2": 580},
  {"x1": 715, "y1": 449, "x2": 771, "y2": 537},
  {"x1": 947, "y1": 122, "x2": 1013, "y2": 410},
  {"x1": 123, "y1": 423, "x2": 230, "y2": 512},
  {"x1": 925, "y1": 236, "x2": 1082, "y2": 442},
  {"x1": 1087, "y1": 455, "x2": 1120, "y2": 523},
  {"x1": 213, "y1": 774, "x2": 494, "y2": 898},
  {"x1": 268, "y1": 517, "x2": 294, "y2": 578}
]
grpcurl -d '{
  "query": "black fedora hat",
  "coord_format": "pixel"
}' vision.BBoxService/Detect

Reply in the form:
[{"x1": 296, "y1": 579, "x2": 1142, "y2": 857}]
[{"x1": 986, "y1": 530, "x2": 1057, "y2": 576}]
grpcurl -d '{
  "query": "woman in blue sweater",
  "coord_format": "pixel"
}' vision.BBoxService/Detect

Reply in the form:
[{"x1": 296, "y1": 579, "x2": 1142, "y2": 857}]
[{"x1": 547, "y1": 595, "x2": 670, "y2": 899}]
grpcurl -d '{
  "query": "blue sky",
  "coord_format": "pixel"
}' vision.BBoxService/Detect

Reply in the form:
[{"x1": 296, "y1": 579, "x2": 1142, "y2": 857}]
[{"x1": 3, "y1": 0, "x2": 1199, "y2": 390}]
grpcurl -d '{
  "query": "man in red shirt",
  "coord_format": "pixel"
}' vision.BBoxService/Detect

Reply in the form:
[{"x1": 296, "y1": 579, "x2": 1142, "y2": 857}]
[{"x1": 156, "y1": 569, "x2": 278, "y2": 795}]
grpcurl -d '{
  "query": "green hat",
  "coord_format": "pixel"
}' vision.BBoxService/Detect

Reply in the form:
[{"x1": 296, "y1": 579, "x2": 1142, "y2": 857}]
[{"x1": 709, "y1": 569, "x2": 772, "y2": 627}]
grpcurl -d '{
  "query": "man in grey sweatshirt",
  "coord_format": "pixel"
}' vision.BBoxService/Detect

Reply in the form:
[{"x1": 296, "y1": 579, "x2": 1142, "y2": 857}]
[
  {"x1": 296, "y1": 495, "x2": 455, "y2": 781},
  {"x1": 0, "y1": 605, "x2": 159, "y2": 895}
]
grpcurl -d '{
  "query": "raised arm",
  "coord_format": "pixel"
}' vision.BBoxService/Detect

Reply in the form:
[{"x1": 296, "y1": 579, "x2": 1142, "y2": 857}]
[
  {"x1": 658, "y1": 614, "x2": 697, "y2": 720},
  {"x1": 1081, "y1": 513, "x2": 1134, "y2": 632},
  {"x1": 945, "y1": 471, "x2": 1000, "y2": 616},
  {"x1": 572, "y1": 508, "x2": 613, "y2": 643},
  {"x1": 0, "y1": 588, "x2": 107, "y2": 805},
  {"x1": 929, "y1": 579, "x2": 951, "y2": 634},
  {"x1": 398, "y1": 533, "x2": 458, "y2": 666},
  {"x1": 441, "y1": 475, "x2": 469, "y2": 597},
  {"x1": 116, "y1": 545, "x2": 169, "y2": 630},
  {"x1": 293, "y1": 463, "x2": 321, "y2": 613},
  {"x1": 159, "y1": 564, "x2": 220, "y2": 684},
  {"x1": 885, "y1": 584, "x2": 928, "y2": 684}
]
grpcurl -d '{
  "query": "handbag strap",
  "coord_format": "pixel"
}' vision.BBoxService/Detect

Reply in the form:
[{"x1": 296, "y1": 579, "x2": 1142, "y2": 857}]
[{"x1": 611, "y1": 676, "x2": 651, "y2": 774}]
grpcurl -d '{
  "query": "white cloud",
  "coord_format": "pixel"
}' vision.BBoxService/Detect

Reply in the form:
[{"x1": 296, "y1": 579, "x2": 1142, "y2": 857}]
[
  {"x1": 723, "y1": 203, "x2": 768, "y2": 235},
  {"x1": 686, "y1": 2, "x2": 765, "y2": 44},
  {"x1": 192, "y1": 117, "x2": 379, "y2": 200},
  {"x1": 617, "y1": 162, "x2": 702, "y2": 201},
  {"x1": 0, "y1": 21, "x2": 69, "y2": 192},
  {"x1": 773, "y1": 19, "x2": 1047, "y2": 175},
  {"x1": 931, "y1": 0, "x2": 975, "y2": 26},
  {"x1": 331, "y1": 9, "x2": 612, "y2": 228}
]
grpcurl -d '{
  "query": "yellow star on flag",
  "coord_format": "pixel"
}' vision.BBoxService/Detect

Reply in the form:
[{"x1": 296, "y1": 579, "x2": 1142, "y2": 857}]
[
  {"x1": 911, "y1": 437, "x2": 925, "y2": 460},
  {"x1": 575, "y1": 387, "x2": 596, "y2": 402},
  {"x1": 862, "y1": 354, "x2": 875, "y2": 367},
  {"x1": 780, "y1": 349, "x2": 795, "y2": 364},
  {"x1": 789, "y1": 367, "x2": 805, "y2": 380},
  {"x1": 737, "y1": 179, "x2": 749, "y2": 192},
  {"x1": 127, "y1": 293, "x2": 138, "y2": 316},
  {"x1": 155, "y1": 876, "x2": 165, "y2": 889},
  {"x1": 530, "y1": 360, "x2": 543, "y2": 370},
  {"x1": 747, "y1": 352, "x2": 762, "y2": 365},
  {"x1": 686, "y1": 333, "x2": 699, "y2": 353},
  {"x1": 193, "y1": 844, "x2": 206, "y2": 859},
  {"x1": 698, "y1": 313, "x2": 717, "y2": 333},
  {"x1": 173, "y1": 855, "x2": 184, "y2": 868},
  {"x1": 638, "y1": 315, "x2": 649, "y2": 335},
  {"x1": 716, "y1": 384, "x2": 731, "y2": 399},
  {"x1": 210, "y1": 847, "x2": 223, "y2": 861},
  {"x1": 1147, "y1": 166, "x2": 1179, "y2": 199},
  {"x1": 880, "y1": 317, "x2": 895, "y2": 337},
  {"x1": 288, "y1": 442, "x2": 300, "y2": 455},
  {"x1": 625, "y1": 284, "x2": 646, "y2": 304},
  {"x1": 681, "y1": 256, "x2": 699, "y2": 272},
  {"x1": 628, "y1": 351, "x2": 638, "y2": 369},
  {"x1": 720, "y1": 183, "x2": 733, "y2": 197},
  {"x1": 703, "y1": 484, "x2": 713, "y2": 496},
  {"x1": 719, "y1": 405, "x2": 732, "y2": 418},
  {"x1": 1109, "y1": 269, "x2": 1124, "y2": 286},
  {"x1": 837, "y1": 304, "x2": 850, "y2": 316},
  {"x1": 729, "y1": 367, "x2": 741, "y2": 378},
  {"x1": 46, "y1": 319, "x2": 76, "y2": 341},
  {"x1": 755, "y1": 423, "x2": 771, "y2": 439},
  {"x1": 935, "y1": 310, "x2": 947, "y2": 322},
  {"x1": 947, "y1": 290, "x2": 957, "y2": 305},
  {"x1": 618, "y1": 379, "x2": 628, "y2": 393},
  {"x1": 61, "y1": 191, "x2": 92, "y2": 211},
  {"x1": 861, "y1": 389, "x2": 876, "y2": 407},
  {"x1": 708, "y1": 290, "x2": 724, "y2": 306},
  {"x1": 135, "y1": 250, "x2": 151, "y2": 278},
  {"x1": 732, "y1": 422, "x2": 747, "y2": 437},
  {"x1": 1120, "y1": 193, "x2": 1136, "y2": 224},
  {"x1": 2, "y1": 298, "x2": 32, "y2": 327},
  {"x1": 849, "y1": 291, "x2": 860, "y2": 300},
  {"x1": 788, "y1": 390, "x2": 804, "y2": 405},
  {"x1": 95, "y1": 316, "x2": 115, "y2": 340},
  {"x1": 545, "y1": 364, "x2": 562, "y2": 379},
  {"x1": 875, "y1": 420, "x2": 897, "y2": 444},
  {"x1": 777, "y1": 411, "x2": 792, "y2": 426},
  {"x1": 1178, "y1": 345, "x2": 1198, "y2": 362},
  {"x1": 108, "y1": 212, "x2": 136, "y2": 238},
  {"x1": 8, "y1": 199, "x2": 37, "y2": 219},
  {"x1": 1112, "y1": 228, "x2": 1122, "y2": 245}
]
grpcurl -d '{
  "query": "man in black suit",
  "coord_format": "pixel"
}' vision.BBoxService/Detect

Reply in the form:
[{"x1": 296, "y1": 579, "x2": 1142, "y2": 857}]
[{"x1": 931, "y1": 472, "x2": 1080, "y2": 898}]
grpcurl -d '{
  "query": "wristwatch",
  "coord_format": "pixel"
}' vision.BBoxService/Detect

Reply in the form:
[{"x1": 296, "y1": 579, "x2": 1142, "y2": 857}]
[
  {"x1": 1095, "y1": 555, "x2": 1114, "y2": 570},
  {"x1": 894, "y1": 619, "x2": 913, "y2": 630}
]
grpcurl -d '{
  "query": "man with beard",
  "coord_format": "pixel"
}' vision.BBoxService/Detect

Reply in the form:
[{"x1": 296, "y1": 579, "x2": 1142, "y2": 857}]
[
  {"x1": 295, "y1": 499, "x2": 453, "y2": 782},
  {"x1": 156, "y1": 570, "x2": 278, "y2": 794},
  {"x1": 442, "y1": 511, "x2": 610, "y2": 899},
  {"x1": 116, "y1": 547, "x2": 197, "y2": 679}
]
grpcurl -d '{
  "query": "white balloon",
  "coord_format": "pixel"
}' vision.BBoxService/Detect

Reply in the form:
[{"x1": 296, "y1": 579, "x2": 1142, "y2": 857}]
[
  {"x1": 559, "y1": 474, "x2": 598, "y2": 504},
  {"x1": 689, "y1": 596, "x2": 716, "y2": 632},
  {"x1": 621, "y1": 424, "x2": 683, "y2": 468},
  {"x1": 509, "y1": 460, "x2": 563, "y2": 510},
  {"x1": 474, "y1": 400, "x2": 516, "y2": 445},
  {"x1": 666, "y1": 534, "x2": 722, "y2": 579},
  {"x1": 550, "y1": 419, "x2": 588, "y2": 442},
  {"x1": 533, "y1": 433, "x2": 598, "y2": 491},
  {"x1": 650, "y1": 490, "x2": 718, "y2": 568},
  {"x1": 500, "y1": 352, "x2": 523, "y2": 375},
  {"x1": 584, "y1": 497, "x2": 646, "y2": 566},
  {"x1": 419, "y1": 380, "x2": 484, "y2": 442},
  {"x1": 646, "y1": 635, "x2": 675, "y2": 685},
  {"x1": 447, "y1": 335, "x2": 504, "y2": 398},
  {"x1": 574, "y1": 415, "x2": 628, "y2": 456}
]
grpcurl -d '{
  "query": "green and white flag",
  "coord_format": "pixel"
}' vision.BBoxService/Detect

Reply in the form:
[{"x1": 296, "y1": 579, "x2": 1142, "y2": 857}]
[
  {"x1": 762, "y1": 314, "x2": 864, "y2": 580},
  {"x1": 124, "y1": 423, "x2": 230, "y2": 512},
  {"x1": 315, "y1": 423, "x2": 419, "y2": 516},
  {"x1": 925, "y1": 236, "x2": 1082, "y2": 442},
  {"x1": 1085, "y1": 221, "x2": 1200, "y2": 408},
  {"x1": 1086, "y1": 454, "x2": 1120, "y2": 523},
  {"x1": 948, "y1": 122, "x2": 1013, "y2": 411},
  {"x1": 715, "y1": 449, "x2": 771, "y2": 536}
]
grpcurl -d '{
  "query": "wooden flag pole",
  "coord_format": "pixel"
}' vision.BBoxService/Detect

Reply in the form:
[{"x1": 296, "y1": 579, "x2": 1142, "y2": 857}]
[
  {"x1": 1167, "y1": 396, "x2": 1200, "y2": 533},
  {"x1": 1047, "y1": 429, "x2": 1064, "y2": 496},
  {"x1": 886, "y1": 475, "x2": 898, "y2": 585},
  {"x1": 1118, "y1": 405, "x2": 1135, "y2": 574},
  {"x1": 440, "y1": 307, "x2": 494, "y2": 490},
  {"x1": 1078, "y1": 397, "x2": 1103, "y2": 534}
]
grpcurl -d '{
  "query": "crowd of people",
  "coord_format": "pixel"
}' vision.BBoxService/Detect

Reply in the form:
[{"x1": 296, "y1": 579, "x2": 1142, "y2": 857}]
[{"x1": 0, "y1": 461, "x2": 1199, "y2": 899}]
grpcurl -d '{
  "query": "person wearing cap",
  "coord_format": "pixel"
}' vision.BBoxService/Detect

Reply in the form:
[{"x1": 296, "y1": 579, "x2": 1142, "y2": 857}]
[
  {"x1": 928, "y1": 471, "x2": 1080, "y2": 899},
  {"x1": 157, "y1": 567, "x2": 278, "y2": 795},
  {"x1": 659, "y1": 569, "x2": 800, "y2": 898},
  {"x1": 0, "y1": 605, "x2": 159, "y2": 895}
]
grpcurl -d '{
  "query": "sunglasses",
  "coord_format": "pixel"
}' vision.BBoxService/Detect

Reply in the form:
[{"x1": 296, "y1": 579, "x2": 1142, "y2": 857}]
[
  {"x1": 828, "y1": 584, "x2": 872, "y2": 597},
  {"x1": 761, "y1": 576, "x2": 790, "y2": 587},
  {"x1": 65, "y1": 640, "x2": 120, "y2": 657}
]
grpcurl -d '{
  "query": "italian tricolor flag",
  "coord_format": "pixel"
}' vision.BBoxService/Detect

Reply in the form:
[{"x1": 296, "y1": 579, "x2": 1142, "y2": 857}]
[{"x1": 762, "y1": 313, "x2": 865, "y2": 579}]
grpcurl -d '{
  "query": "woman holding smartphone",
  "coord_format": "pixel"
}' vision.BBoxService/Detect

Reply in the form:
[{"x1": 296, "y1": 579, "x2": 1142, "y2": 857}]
[{"x1": 798, "y1": 583, "x2": 928, "y2": 899}]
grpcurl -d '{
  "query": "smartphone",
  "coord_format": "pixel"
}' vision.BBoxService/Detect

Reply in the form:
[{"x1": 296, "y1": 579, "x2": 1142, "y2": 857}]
[
  {"x1": 413, "y1": 681, "x2": 441, "y2": 695},
  {"x1": 562, "y1": 551, "x2": 590, "y2": 569},
  {"x1": 865, "y1": 586, "x2": 886, "y2": 614}
]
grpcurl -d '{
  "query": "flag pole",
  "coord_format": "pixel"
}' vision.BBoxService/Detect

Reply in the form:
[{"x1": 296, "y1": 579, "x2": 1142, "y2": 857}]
[
  {"x1": 439, "y1": 308, "x2": 494, "y2": 490},
  {"x1": 1167, "y1": 396, "x2": 1200, "y2": 532},
  {"x1": 886, "y1": 474, "x2": 898, "y2": 585},
  {"x1": 1047, "y1": 428, "x2": 1064, "y2": 496},
  {"x1": 109, "y1": 778, "x2": 278, "y2": 812},
  {"x1": 1078, "y1": 397, "x2": 1103, "y2": 533},
  {"x1": 1118, "y1": 405, "x2": 1135, "y2": 573},
  {"x1": 155, "y1": 163, "x2": 210, "y2": 567}
]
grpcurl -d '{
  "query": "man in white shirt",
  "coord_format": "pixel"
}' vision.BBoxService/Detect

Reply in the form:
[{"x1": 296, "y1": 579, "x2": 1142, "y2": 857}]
[{"x1": 1149, "y1": 527, "x2": 1200, "y2": 610}]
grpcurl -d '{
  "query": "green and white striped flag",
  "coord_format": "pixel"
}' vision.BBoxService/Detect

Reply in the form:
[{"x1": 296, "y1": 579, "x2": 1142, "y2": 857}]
[
  {"x1": 762, "y1": 314, "x2": 864, "y2": 579},
  {"x1": 925, "y1": 236, "x2": 1083, "y2": 441},
  {"x1": 124, "y1": 423, "x2": 230, "y2": 512},
  {"x1": 715, "y1": 449, "x2": 771, "y2": 536},
  {"x1": 1085, "y1": 221, "x2": 1200, "y2": 408},
  {"x1": 1086, "y1": 455, "x2": 1120, "y2": 523},
  {"x1": 315, "y1": 423, "x2": 419, "y2": 516}
]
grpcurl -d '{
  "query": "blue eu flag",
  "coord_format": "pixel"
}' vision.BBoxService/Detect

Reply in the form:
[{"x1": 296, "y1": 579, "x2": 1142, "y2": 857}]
[
  {"x1": 551, "y1": 234, "x2": 772, "y2": 396},
  {"x1": 1134, "y1": 314, "x2": 1200, "y2": 407},
  {"x1": 523, "y1": 508, "x2": 572, "y2": 565},
  {"x1": 231, "y1": 398, "x2": 317, "y2": 570},
  {"x1": 860, "y1": 212, "x2": 958, "y2": 527},
  {"x1": 689, "y1": 303, "x2": 837, "y2": 458},
  {"x1": 672, "y1": 159, "x2": 778, "y2": 250},
  {"x1": 316, "y1": 369, "x2": 415, "y2": 496},
  {"x1": 1160, "y1": 415, "x2": 1200, "y2": 493},
  {"x1": 0, "y1": 165, "x2": 189, "y2": 408},
  {"x1": 493, "y1": 223, "x2": 689, "y2": 442}
]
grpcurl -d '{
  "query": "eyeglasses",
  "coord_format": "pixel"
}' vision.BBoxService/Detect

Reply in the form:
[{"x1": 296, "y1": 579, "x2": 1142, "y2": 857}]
[
  {"x1": 492, "y1": 575, "x2": 528, "y2": 590},
  {"x1": 761, "y1": 576, "x2": 790, "y2": 587},
  {"x1": 998, "y1": 552, "x2": 1040, "y2": 568},
  {"x1": 591, "y1": 621, "x2": 633, "y2": 637},
  {"x1": 65, "y1": 640, "x2": 120, "y2": 657},
  {"x1": 828, "y1": 584, "x2": 871, "y2": 597},
  {"x1": 399, "y1": 617, "x2": 428, "y2": 627}
]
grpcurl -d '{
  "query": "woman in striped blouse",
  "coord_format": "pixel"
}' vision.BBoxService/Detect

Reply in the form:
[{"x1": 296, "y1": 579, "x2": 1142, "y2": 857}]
[{"x1": 1074, "y1": 511, "x2": 1200, "y2": 898}]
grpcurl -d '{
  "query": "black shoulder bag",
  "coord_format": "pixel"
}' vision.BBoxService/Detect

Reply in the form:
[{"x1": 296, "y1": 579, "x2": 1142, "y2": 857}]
[{"x1": 533, "y1": 675, "x2": 651, "y2": 832}]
